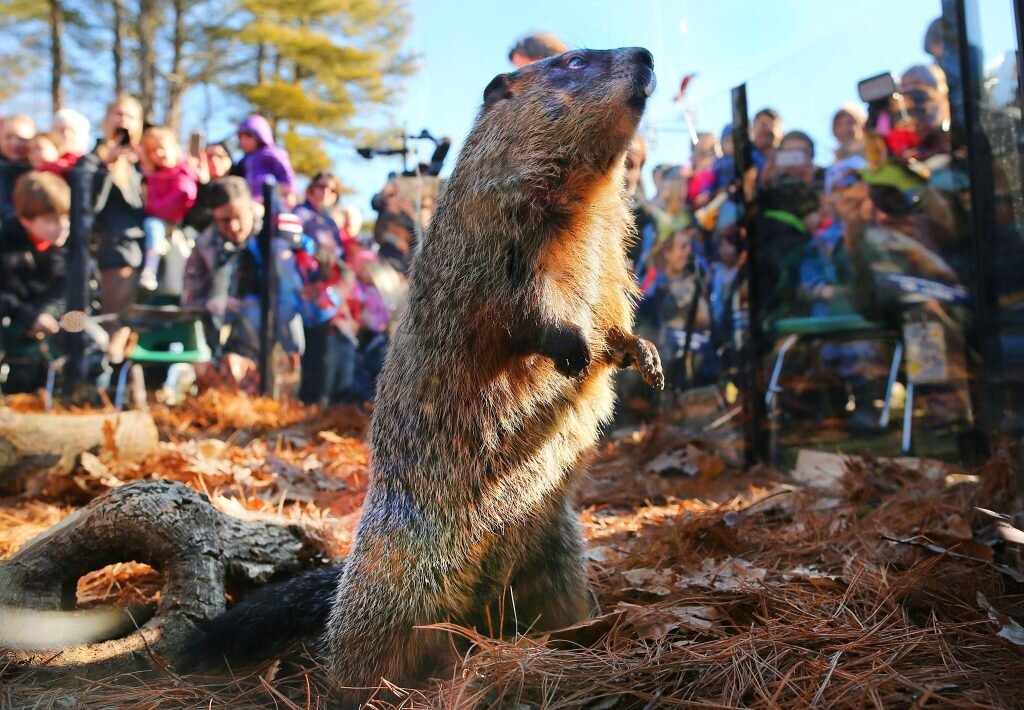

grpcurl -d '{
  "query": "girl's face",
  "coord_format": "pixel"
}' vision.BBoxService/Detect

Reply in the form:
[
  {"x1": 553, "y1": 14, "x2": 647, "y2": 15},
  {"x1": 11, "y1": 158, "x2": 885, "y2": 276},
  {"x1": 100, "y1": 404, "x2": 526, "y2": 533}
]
[
  {"x1": 666, "y1": 232, "x2": 692, "y2": 273},
  {"x1": 143, "y1": 135, "x2": 179, "y2": 169}
]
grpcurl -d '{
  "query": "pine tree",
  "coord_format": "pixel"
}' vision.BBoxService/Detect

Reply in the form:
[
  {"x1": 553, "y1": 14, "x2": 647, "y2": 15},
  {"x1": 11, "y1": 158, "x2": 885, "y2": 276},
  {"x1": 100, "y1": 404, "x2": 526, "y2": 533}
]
[
  {"x1": 234, "y1": 0, "x2": 416, "y2": 177},
  {"x1": 0, "y1": 0, "x2": 416, "y2": 171}
]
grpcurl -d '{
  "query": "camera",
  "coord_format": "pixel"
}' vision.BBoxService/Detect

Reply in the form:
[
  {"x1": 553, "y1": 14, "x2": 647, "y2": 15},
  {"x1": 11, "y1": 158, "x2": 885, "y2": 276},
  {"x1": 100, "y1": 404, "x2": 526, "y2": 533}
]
[
  {"x1": 356, "y1": 129, "x2": 451, "y2": 177},
  {"x1": 857, "y1": 72, "x2": 903, "y2": 134}
]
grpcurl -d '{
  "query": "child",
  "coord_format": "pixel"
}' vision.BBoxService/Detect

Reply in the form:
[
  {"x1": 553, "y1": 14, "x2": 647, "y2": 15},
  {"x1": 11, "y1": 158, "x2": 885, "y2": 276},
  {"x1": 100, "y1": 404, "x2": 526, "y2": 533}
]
[
  {"x1": 235, "y1": 115, "x2": 297, "y2": 207},
  {"x1": 139, "y1": 127, "x2": 198, "y2": 291},
  {"x1": 292, "y1": 226, "x2": 360, "y2": 406},
  {"x1": 27, "y1": 133, "x2": 60, "y2": 169},
  {"x1": 0, "y1": 172, "x2": 71, "y2": 390}
]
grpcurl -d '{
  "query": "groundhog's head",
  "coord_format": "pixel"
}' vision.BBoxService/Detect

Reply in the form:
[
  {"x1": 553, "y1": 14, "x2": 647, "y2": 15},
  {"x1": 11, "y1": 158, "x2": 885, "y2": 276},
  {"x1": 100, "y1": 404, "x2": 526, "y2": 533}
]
[
  {"x1": 449, "y1": 47, "x2": 655, "y2": 228},
  {"x1": 483, "y1": 47, "x2": 653, "y2": 164}
]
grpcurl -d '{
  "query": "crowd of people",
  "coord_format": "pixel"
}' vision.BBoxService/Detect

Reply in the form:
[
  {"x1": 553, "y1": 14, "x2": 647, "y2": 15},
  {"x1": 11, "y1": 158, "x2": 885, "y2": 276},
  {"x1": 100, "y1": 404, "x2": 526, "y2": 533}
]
[
  {"x1": 0, "y1": 95, "x2": 411, "y2": 406},
  {"x1": 0, "y1": 22, "x2": 1020, "y2": 433},
  {"x1": 623, "y1": 16, "x2": 1022, "y2": 434}
]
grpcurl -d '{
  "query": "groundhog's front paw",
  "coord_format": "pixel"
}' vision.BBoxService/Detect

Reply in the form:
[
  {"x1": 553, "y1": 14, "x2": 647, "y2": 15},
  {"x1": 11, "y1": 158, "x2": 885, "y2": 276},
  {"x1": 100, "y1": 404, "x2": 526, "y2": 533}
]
[
  {"x1": 543, "y1": 325, "x2": 592, "y2": 379},
  {"x1": 635, "y1": 338, "x2": 664, "y2": 390}
]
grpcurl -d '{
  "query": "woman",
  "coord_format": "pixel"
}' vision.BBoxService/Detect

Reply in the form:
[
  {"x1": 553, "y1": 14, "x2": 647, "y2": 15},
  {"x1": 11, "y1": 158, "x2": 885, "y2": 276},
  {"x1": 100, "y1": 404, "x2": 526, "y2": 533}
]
[{"x1": 76, "y1": 95, "x2": 145, "y2": 314}]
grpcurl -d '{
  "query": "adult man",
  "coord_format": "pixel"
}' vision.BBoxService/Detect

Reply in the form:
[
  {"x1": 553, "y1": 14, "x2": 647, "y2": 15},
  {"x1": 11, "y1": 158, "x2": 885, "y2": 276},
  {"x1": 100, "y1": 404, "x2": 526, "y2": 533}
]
[{"x1": 182, "y1": 176, "x2": 300, "y2": 364}]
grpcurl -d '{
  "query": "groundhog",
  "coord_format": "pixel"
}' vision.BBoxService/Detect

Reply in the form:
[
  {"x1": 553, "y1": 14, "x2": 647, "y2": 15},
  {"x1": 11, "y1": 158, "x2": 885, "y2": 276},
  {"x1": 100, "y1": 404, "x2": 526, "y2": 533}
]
[{"x1": 187, "y1": 46, "x2": 661, "y2": 702}]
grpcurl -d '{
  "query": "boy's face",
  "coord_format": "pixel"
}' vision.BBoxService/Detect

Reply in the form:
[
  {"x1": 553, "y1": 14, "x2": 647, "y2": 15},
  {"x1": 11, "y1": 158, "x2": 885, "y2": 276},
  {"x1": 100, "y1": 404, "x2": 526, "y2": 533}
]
[
  {"x1": 752, "y1": 114, "x2": 782, "y2": 153},
  {"x1": 19, "y1": 213, "x2": 70, "y2": 248}
]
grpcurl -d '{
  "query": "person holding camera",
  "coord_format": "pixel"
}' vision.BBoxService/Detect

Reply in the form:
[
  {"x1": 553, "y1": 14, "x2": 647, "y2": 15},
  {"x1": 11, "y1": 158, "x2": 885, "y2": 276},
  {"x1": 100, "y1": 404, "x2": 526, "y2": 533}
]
[
  {"x1": 76, "y1": 95, "x2": 145, "y2": 315},
  {"x1": 755, "y1": 130, "x2": 821, "y2": 326}
]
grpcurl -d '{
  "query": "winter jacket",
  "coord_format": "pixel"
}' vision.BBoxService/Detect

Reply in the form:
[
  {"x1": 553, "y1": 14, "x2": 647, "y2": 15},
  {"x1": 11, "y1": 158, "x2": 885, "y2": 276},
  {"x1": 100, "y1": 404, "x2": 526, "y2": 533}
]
[
  {"x1": 144, "y1": 161, "x2": 198, "y2": 224},
  {"x1": 0, "y1": 220, "x2": 67, "y2": 331},
  {"x1": 182, "y1": 220, "x2": 303, "y2": 358},
  {"x1": 294, "y1": 200, "x2": 343, "y2": 259},
  {"x1": 235, "y1": 115, "x2": 296, "y2": 201},
  {"x1": 77, "y1": 145, "x2": 145, "y2": 270}
]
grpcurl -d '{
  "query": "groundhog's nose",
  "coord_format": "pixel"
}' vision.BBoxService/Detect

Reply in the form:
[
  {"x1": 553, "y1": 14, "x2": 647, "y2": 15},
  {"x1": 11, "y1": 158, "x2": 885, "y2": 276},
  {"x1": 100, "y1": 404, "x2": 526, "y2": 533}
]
[{"x1": 630, "y1": 48, "x2": 654, "y2": 70}]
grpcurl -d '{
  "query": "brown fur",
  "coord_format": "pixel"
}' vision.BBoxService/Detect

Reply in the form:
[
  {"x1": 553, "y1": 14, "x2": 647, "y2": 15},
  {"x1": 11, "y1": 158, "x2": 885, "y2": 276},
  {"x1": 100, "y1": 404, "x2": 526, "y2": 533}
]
[{"x1": 325, "y1": 47, "x2": 661, "y2": 703}]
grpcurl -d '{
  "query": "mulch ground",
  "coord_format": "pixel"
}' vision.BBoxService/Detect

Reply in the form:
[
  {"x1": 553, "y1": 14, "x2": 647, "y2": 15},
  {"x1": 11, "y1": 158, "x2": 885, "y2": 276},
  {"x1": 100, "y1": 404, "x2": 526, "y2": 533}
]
[{"x1": 1, "y1": 391, "x2": 1023, "y2": 709}]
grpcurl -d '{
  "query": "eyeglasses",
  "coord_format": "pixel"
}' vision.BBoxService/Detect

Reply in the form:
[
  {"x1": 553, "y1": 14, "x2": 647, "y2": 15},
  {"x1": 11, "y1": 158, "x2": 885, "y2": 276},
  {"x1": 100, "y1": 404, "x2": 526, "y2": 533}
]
[{"x1": 311, "y1": 183, "x2": 337, "y2": 192}]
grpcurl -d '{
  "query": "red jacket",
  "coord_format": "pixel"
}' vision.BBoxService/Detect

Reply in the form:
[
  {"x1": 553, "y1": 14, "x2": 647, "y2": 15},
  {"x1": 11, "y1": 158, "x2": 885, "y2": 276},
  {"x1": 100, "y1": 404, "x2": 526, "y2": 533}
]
[
  {"x1": 38, "y1": 152, "x2": 82, "y2": 178},
  {"x1": 145, "y1": 161, "x2": 198, "y2": 224}
]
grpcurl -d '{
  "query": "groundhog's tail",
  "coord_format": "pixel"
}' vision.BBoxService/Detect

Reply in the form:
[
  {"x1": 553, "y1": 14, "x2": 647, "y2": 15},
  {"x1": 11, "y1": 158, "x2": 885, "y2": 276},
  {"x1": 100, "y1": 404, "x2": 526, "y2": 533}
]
[{"x1": 180, "y1": 565, "x2": 343, "y2": 670}]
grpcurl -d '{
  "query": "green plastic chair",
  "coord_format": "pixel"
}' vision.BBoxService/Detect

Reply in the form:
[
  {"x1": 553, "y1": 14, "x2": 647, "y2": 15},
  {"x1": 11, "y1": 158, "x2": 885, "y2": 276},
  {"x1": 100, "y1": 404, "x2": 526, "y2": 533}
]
[
  {"x1": 765, "y1": 314, "x2": 907, "y2": 450},
  {"x1": 114, "y1": 317, "x2": 212, "y2": 409}
]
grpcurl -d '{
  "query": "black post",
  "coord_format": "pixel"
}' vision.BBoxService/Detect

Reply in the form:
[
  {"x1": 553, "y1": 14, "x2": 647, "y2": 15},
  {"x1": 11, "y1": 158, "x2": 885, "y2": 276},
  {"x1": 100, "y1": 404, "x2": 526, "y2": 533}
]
[
  {"x1": 731, "y1": 84, "x2": 768, "y2": 464},
  {"x1": 949, "y1": 0, "x2": 999, "y2": 461},
  {"x1": 63, "y1": 165, "x2": 93, "y2": 398},
  {"x1": 258, "y1": 179, "x2": 279, "y2": 398},
  {"x1": 1014, "y1": 0, "x2": 1024, "y2": 238},
  {"x1": 1015, "y1": 0, "x2": 1024, "y2": 117}
]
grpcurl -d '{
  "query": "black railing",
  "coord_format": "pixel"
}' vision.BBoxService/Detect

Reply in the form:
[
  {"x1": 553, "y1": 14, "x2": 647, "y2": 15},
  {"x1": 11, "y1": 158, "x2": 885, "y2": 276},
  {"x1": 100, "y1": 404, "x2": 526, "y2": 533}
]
[{"x1": 257, "y1": 178, "x2": 280, "y2": 397}]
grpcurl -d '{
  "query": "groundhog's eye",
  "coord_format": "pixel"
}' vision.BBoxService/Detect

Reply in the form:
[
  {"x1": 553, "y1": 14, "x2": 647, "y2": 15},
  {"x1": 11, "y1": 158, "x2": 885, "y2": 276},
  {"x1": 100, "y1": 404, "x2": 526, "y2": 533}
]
[{"x1": 566, "y1": 55, "x2": 586, "y2": 69}]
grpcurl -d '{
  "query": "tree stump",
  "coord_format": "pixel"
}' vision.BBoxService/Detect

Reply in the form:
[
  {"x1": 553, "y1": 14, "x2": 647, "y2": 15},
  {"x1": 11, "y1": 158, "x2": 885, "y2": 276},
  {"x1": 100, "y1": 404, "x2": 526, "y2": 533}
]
[{"x1": 0, "y1": 479, "x2": 328, "y2": 679}]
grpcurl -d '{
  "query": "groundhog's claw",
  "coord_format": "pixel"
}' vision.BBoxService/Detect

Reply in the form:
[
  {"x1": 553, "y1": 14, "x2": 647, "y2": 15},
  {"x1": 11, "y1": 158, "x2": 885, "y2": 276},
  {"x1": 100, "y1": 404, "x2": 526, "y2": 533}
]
[
  {"x1": 606, "y1": 329, "x2": 663, "y2": 389},
  {"x1": 635, "y1": 338, "x2": 664, "y2": 390}
]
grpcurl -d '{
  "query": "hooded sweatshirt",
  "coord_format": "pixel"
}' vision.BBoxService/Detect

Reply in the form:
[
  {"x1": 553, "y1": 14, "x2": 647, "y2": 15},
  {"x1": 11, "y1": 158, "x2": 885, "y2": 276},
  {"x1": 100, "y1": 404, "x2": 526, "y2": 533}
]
[
  {"x1": 236, "y1": 115, "x2": 297, "y2": 202},
  {"x1": 145, "y1": 160, "x2": 198, "y2": 224}
]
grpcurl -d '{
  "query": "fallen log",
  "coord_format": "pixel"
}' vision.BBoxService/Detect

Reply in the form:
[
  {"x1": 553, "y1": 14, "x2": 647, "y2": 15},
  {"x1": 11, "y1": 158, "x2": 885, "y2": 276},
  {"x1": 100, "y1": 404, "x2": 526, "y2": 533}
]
[
  {"x1": 0, "y1": 479, "x2": 328, "y2": 679},
  {"x1": 0, "y1": 407, "x2": 159, "y2": 492}
]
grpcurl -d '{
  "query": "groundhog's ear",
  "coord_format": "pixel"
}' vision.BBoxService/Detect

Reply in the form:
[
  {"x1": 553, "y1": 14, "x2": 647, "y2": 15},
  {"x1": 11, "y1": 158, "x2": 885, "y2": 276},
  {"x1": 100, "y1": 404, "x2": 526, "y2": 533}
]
[{"x1": 483, "y1": 73, "x2": 513, "y2": 108}]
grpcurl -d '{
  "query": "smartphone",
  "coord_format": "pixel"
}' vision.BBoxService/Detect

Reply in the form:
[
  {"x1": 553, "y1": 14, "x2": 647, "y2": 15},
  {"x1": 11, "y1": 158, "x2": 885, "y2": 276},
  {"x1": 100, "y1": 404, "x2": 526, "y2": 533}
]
[
  {"x1": 189, "y1": 131, "x2": 205, "y2": 159},
  {"x1": 858, "y1": 72, "x2": 897, "y2": 103},
  {"x1": 114, "y1": 127, "x2": 131, "y2": 146},
  {"x1": 775, "y1": 149, "x2": 809, "y2": 168}
]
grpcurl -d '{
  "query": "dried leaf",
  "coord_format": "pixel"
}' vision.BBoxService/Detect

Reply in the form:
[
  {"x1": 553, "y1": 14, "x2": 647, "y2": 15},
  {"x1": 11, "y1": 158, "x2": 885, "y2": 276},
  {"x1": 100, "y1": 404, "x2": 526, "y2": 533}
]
[{"x1": 978, "y1": 592, "x2": 1024, "y2": 646}]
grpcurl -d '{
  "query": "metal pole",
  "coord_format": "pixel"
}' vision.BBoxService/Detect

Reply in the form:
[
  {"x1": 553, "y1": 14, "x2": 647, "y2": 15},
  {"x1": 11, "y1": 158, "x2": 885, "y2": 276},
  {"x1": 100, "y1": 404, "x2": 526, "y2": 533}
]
[
  {"x1": 1015, "y1": 0, "x2": 1024, "y2": 119},
  {"x1": 63, "y1": 165, "x2": 93, "y2": 399},
  {"x1": 949, "y1": 0, "x2": 998, "y2": 462},
  {"x1": 731, "y1": 83, "x2": 768, "y2": 464},
  {"x1": 258, "y1": 178, "x2": 279, "y2": 397}
]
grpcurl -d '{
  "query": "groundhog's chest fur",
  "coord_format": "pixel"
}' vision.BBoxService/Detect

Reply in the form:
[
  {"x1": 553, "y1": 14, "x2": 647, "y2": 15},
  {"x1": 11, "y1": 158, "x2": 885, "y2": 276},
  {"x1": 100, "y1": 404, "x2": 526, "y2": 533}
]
[{"x1": 369, "y1": 165, "x2": 632, "y2": 538}]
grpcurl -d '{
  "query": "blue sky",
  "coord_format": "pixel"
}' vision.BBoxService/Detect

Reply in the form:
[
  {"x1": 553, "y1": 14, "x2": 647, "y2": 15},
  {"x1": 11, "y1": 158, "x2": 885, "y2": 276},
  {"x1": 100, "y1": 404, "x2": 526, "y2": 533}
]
[
  {"x1": 339, "y1": 0, "x2": 1019, "y2": 211},
  {"x1": 3, "y1": 0, "x2": 1019, "y2": 214}
]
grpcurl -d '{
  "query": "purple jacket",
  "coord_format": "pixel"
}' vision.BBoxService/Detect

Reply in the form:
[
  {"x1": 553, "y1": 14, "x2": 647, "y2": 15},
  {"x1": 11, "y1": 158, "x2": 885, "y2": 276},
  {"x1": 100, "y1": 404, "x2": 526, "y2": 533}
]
[{"x1": 237, "y1": 115, "x2": 297, "y2": 202}]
